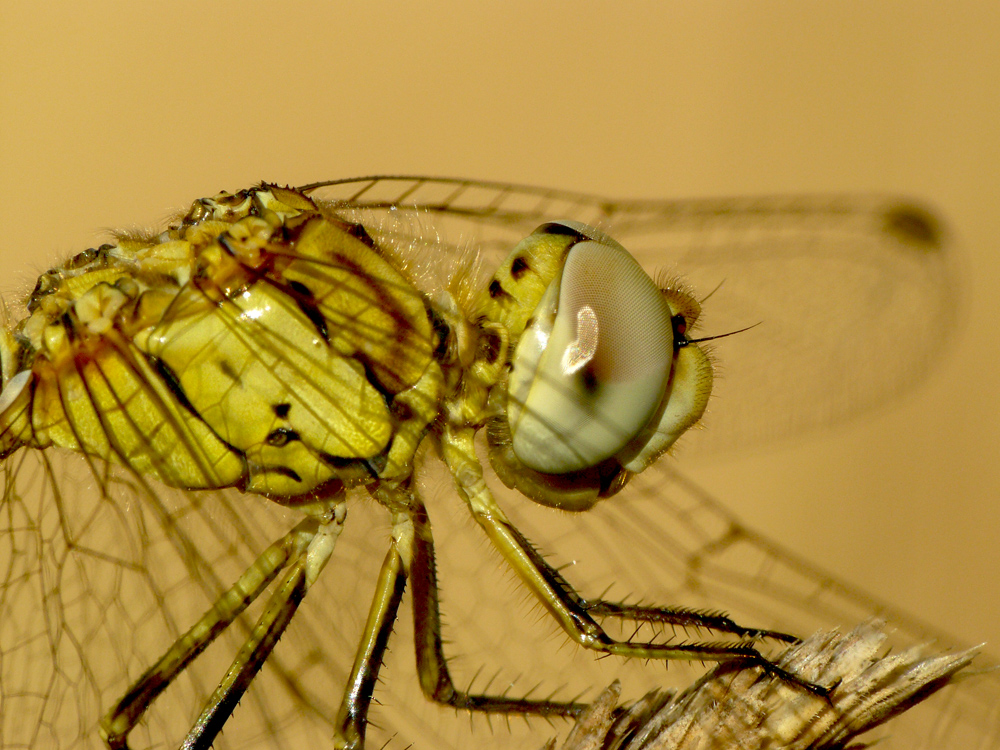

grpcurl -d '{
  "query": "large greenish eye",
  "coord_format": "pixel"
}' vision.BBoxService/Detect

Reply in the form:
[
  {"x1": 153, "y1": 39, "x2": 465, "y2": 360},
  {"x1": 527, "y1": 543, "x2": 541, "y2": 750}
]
[{"x1": 507, "y1": 223, "x2": 674, "y2": 474}]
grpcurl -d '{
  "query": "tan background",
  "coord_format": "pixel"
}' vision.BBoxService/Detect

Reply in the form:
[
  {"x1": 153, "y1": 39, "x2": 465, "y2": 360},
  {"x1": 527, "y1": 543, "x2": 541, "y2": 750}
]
[{"x1": 0, "y1": 0, "x2": 997, "y2": 703}]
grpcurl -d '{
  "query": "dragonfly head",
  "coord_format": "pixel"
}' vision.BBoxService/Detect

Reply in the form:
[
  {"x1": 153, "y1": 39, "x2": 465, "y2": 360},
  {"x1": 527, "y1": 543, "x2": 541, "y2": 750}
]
[{"x1": 479, "y1": 222, "x2": 713, "y2": 510}]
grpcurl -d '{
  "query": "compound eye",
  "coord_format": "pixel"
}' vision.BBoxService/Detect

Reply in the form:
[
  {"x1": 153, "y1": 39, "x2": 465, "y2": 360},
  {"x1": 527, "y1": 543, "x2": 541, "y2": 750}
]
[{"x1": 507, "y1": 229, "x2": 674, "y2": 474}]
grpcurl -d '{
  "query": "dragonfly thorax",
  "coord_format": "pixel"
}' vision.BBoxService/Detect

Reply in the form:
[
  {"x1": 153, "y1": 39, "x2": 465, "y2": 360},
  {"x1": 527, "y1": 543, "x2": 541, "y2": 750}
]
[
  {"x1": 0, "y1": 185, "x2": 442, "y2": 499},
  {"x1": 0, "y1": 185, "x2": 713, "y2": 513}
]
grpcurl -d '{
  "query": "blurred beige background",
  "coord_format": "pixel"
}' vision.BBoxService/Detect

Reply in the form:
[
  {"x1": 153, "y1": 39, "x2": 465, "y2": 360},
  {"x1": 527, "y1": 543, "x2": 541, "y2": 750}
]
[{"x1": 0, "y1": 0, "x2": 996, "y2": 703}]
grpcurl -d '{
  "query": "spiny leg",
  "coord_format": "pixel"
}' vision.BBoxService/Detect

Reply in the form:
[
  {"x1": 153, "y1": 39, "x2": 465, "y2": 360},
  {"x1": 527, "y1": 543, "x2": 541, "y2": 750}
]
[
  {"x1": 333, "y1": 502, "x2": 409, "y2": 750},
  {"x1": 330, "y1": 484, "x2": 588, "y2": 749},
  {"x1": 100, "y1": 505, "x2": 346, "y2": 750},
  {"x1": 100, "y1": 516, "x2": 325, "y2": 748},
  {"x1": 582, "y1": 601, "x2": 797, "y2": 644},
  {"x1": 440, "y1": 427, "x2": 827, "y2": 696},
  {"x1": 404, "y1": 490, "x2": 588, "y2": 719}
]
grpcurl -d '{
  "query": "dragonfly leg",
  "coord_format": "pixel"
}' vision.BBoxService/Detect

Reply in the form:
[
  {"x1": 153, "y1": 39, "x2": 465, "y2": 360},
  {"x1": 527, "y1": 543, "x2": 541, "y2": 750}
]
[
  {"x1": 333, "y1": 503, "x2": 408, "y2": 750},
  {"x1": 175, "y1": 502, "x2": 346, "y2": 750},
  {"x1": 404, "y1": 491, "x2": 588, "y2": 719},
  {"x1": 99, "y1": 514, "x2": 331, "y2": 749},
  {"x1": 583, "y1": 600, "x2": 798, "y2": 644},
  {"x1": 441, "y1": 427, "x2": 828, "y2": 697},
  {"x1": 101, "y1": 504, "x2": 345, "y2": 750}
]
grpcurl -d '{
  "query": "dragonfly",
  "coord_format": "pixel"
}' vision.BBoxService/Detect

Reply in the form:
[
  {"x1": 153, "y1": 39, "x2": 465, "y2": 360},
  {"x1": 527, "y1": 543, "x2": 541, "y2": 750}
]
[{"x1": 0, "y1": 177, "x2": 996, "y2": 750}]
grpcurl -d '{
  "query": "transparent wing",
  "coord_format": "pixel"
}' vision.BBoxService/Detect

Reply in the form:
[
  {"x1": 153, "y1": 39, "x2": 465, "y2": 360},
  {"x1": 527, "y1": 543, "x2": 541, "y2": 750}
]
[
  {"x1": 490, "y1": 465, "x2": 1000, "y2": 750},
  {"x1": 1, "y1": 178, "x2": 989, "y2": 750},
  {"x1": 306, "y1": 176, "x2": 953, "y2": 456},
  {"x1": 4, "y1": 448, "x2": 996, "y2": 749},
  {"x1": 0, "y1": 448, "x2": 364, "y2": 750}
]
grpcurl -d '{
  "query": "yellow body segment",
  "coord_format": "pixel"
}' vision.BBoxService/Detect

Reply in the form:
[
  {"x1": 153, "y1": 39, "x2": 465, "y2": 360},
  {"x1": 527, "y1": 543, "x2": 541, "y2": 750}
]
[
  {"x1": 0, "y1": 185, "x2": 438, "y2": 498},
  {"x1": 473, "y1": 227, "x2": 577, "y2": 338},
  {"x1": 141, "y1": 282, "x2": 393, "y2": 495},
  {"x1": 31, "y1": 332, "x2": 246, "y2": 489},
  {"x1": 284, "y1": 216, "x2": 434, "y2": 394}
]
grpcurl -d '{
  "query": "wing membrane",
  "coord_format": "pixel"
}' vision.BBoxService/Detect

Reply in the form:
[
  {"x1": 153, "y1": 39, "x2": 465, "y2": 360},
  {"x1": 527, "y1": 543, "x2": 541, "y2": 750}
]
[
  {"x1": 0, "y1": 178, "x2": 986, "y2": 750},
  {"x1": 309, "y1": 177, "x2": 953, "y2": 456}
]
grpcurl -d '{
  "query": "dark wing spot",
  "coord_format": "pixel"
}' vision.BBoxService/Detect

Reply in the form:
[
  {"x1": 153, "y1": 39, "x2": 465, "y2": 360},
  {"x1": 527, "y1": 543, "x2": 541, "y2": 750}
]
[
  {"x1": 883, "y1": 204, "x2": 943, "y2": 250},
  {"x1": 510, "y1": 256, "x2": 530, "y2": 280},
  {"x1": 273, "y1": 402, "x2": 291, "y2": 419}
]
